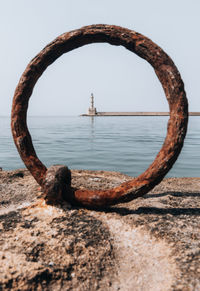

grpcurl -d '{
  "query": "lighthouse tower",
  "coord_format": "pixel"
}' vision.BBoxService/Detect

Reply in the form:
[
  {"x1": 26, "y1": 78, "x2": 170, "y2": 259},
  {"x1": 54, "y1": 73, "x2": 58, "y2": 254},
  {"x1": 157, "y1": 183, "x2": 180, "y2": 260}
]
[{"x1": 88, "y1": 93, "x2": 97, "y2": 116}]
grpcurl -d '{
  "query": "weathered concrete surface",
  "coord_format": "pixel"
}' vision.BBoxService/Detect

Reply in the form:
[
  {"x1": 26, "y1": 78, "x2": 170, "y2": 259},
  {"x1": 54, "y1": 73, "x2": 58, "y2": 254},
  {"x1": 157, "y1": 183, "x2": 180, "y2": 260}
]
[{"x1": 0, "y1": 169, "x2": 200, "y2": 290}]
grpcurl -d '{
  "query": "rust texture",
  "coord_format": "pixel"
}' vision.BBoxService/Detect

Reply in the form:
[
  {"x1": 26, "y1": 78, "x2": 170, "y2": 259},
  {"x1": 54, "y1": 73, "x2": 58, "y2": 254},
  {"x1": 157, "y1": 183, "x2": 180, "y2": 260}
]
[{"x1": 11, "y1": 24, "x2": 188, "y2": 207}]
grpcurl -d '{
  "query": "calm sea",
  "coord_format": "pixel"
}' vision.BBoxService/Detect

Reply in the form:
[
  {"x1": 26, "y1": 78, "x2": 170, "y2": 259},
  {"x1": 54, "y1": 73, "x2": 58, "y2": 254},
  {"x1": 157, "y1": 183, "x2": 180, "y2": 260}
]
[{"x1": 0, "y1": 116, "x2": 199, "y2": 177}]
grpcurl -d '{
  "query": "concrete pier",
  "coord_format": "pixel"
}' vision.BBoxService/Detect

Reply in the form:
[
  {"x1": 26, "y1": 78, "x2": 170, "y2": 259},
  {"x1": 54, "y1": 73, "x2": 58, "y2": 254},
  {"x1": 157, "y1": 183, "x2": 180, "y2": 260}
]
[
  {"x1": 81, "y1": 111, "x2": 200, "y2": 116},
  {"x1": 81, "y1": 94, "x2": 200, "y2": 116}
]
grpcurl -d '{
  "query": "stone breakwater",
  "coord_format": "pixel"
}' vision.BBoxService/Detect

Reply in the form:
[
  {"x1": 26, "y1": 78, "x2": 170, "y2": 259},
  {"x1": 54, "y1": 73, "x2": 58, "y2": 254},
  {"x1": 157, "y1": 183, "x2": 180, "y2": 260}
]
[
  {"x1": 0, "y1": 169, "x2": 200, "y2": 290},
  {"x1": 81, "y1": 112, "x2": 200, "y2": 116}
]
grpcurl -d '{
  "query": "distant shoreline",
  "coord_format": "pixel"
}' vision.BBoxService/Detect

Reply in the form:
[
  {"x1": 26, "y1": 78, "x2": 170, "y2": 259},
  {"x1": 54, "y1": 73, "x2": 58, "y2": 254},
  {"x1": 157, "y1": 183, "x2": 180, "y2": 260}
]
[{"x1": 81, "y1": 112, "x2": 200, "y2": 117}]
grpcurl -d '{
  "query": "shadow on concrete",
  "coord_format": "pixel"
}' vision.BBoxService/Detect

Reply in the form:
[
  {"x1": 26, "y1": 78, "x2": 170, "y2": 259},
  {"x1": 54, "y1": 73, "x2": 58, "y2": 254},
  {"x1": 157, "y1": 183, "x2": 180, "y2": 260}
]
[
  {"x1": 144, "y1": 191, "x2": 200, "y2": 199},
  {"x1": 86, "y1": 191, "x2": 200, "y2": 216},
  {"x1": 106, "y1": 206, "x2": 200, "y2": 216}
]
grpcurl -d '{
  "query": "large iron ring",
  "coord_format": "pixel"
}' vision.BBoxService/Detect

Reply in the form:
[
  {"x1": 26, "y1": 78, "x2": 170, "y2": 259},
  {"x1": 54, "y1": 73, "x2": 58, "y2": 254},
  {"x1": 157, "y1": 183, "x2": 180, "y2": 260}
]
[{"x1": 11, "y1": 24, "x2": 188, "y2": 207}]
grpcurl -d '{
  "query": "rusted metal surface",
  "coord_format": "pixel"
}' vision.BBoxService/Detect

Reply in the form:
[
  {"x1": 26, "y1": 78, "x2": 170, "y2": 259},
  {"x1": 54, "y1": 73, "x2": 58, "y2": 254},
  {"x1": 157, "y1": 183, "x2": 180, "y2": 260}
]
[
  {"x1": 11, "y1": 24, "x2": 188, "y2": 207},
  {"x1": 42, "y1": 165, "x2": 72, "y2": 204}
]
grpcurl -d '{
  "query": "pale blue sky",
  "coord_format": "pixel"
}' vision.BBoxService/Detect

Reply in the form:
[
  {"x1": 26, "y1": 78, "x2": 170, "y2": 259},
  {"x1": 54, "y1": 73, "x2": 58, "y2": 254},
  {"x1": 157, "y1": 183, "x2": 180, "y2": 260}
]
[{"x1": 0, "y1": 0, "x2": 199, "y2": 115}]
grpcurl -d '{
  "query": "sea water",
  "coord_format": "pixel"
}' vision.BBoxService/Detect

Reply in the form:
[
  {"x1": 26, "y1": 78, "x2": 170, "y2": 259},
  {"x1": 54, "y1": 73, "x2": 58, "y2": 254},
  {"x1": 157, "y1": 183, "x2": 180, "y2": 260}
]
[{"x1": 0, "y1": 116, "x2": 199, "y2": 177}]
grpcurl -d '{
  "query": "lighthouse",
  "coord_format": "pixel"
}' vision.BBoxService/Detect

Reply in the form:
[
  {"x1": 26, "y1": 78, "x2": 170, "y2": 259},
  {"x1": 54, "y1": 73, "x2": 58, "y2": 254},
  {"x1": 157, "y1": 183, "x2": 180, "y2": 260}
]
[{"x1": 88, "y1": 93, "x2": 97, "y2": 116}]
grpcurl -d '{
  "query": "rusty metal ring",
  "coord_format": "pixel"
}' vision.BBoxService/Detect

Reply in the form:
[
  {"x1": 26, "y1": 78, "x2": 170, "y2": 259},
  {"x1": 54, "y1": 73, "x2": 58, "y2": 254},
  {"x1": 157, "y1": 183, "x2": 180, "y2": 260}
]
[{"x1": 11, "y1": 24, "x2": 188, "y2": 207}]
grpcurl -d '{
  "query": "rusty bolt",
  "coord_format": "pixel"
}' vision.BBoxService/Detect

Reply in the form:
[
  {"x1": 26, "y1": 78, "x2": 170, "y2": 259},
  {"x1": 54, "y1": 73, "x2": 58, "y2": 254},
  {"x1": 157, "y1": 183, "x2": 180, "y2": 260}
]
[{"x1": 11, "y1": 24, "x2": 188, "y2": 207}]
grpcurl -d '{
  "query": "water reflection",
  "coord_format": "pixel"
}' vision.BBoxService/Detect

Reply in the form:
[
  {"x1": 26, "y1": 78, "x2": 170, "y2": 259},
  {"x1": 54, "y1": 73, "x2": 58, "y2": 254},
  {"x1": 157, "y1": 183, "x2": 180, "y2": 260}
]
[{"x1": 89, "y1": 116, "x2": 95, "y2": 149}]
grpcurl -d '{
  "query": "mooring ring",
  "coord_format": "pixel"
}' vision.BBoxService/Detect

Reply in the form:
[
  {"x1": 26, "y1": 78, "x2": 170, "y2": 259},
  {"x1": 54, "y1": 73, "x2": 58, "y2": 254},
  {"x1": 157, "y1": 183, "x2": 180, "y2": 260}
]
[{"x1": 11, "y1": 24, "x2": 188, "y2": 207}]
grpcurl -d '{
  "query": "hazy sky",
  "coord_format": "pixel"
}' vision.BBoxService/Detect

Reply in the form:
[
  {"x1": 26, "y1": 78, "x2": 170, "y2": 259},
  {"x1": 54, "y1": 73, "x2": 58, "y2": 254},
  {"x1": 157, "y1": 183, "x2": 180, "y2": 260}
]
[{"x1": 1, "y1": 0, "x2": 200, "y2": 116}]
